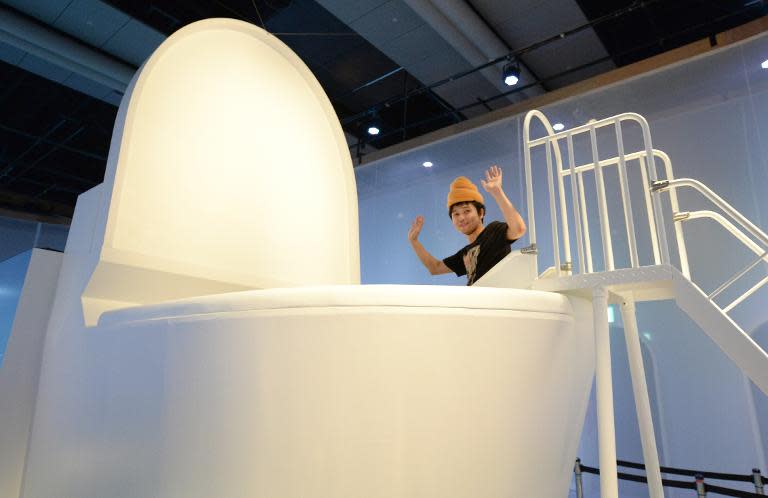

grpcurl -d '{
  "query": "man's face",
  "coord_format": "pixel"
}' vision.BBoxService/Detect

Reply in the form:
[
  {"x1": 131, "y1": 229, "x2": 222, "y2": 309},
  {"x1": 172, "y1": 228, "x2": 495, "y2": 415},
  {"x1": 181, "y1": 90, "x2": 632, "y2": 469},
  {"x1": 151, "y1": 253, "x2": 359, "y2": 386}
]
[{"x1": 450, "y1": 203, "x2": 483, "y2": 235}]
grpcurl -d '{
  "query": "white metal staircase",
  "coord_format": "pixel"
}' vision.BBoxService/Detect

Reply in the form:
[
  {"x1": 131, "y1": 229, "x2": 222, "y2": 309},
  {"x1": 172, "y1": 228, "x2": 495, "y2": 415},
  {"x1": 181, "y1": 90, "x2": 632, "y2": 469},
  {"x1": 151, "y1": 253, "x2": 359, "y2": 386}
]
[{"x1": 477, "y1": 109, "x2": 768, "y2": 498}]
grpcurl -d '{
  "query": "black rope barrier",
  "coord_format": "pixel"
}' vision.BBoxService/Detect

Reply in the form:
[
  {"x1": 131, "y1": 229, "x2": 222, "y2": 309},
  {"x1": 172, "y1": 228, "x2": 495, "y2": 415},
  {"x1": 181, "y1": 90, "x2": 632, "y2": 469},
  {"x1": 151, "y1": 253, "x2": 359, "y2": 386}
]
[
  {"x1": 580, "y1": 464, "x2": 697, "y2": 490},
  {"x1": 616, "y1": 459, "x2": 765, "y2": 483},
  {"x1": 705, "y1": 483, "x2": 765, "y2": 498},
  {"x1": 578, "y1": 462, "x2": 765, "y2": 497}
]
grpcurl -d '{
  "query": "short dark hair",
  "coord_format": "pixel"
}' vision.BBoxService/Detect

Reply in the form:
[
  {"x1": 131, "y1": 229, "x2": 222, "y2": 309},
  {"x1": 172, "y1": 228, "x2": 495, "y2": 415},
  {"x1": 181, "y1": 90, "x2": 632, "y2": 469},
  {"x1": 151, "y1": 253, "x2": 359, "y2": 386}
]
[{"x1": 448, "y1": 200, "x2": 485, "y2": 221}]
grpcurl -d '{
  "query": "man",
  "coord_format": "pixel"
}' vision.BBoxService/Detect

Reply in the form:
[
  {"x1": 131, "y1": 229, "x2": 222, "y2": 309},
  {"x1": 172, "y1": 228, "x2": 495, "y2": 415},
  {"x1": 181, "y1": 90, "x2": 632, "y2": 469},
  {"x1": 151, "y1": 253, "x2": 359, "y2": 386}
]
[{"x1": 408, "y1": 165, "x2": 526, "y2": 285}]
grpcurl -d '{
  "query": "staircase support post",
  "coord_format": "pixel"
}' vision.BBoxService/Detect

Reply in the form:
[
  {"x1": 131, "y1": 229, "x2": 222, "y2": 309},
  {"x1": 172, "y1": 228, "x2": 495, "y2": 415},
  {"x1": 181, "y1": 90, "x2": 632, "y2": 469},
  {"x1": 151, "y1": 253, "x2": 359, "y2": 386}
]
[
  {"x1": 620, "y1": 297, "x2": 665, "y2": 498},
  {"x1": 593, "y1": 287, "x2": 619, "y2": 498}
]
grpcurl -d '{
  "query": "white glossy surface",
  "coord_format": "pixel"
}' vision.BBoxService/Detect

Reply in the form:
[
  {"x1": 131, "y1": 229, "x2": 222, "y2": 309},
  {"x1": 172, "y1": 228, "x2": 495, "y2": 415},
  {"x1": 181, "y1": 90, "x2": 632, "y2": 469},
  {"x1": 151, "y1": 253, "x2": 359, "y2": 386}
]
[{"x1": 26, "y1": 287, "x2": 594, "y2": 498}]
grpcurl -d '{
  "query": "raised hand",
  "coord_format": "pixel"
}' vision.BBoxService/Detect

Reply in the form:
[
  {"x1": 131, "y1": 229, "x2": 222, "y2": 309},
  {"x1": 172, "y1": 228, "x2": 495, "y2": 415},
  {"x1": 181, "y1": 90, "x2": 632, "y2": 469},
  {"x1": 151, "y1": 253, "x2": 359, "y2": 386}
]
[
  {"x1": 408, "y1": 216, "x2": 424, "y2": 242},
  {"x1": 480, "y1": 165, "x2": 503, "y2": 194}
]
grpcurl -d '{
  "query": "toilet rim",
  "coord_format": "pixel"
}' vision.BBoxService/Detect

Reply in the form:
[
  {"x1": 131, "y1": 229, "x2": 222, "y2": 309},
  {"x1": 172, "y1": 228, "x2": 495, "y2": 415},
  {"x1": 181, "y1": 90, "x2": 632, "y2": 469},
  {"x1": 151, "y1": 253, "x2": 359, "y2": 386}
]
[{"x1": 97, "y1": 284, "x2": 574, "y2": 327}]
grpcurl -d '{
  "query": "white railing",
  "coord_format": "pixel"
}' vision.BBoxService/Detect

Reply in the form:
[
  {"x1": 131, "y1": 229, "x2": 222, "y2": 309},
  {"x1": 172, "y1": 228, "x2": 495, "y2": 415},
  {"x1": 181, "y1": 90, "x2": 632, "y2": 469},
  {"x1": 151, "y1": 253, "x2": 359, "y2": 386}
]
[
  {"x1": 523, "y1": 111, "x2": 686, "y2": 278},
  {"x1": 523, "y1": 109, "x2": 766, "y2": 315}
]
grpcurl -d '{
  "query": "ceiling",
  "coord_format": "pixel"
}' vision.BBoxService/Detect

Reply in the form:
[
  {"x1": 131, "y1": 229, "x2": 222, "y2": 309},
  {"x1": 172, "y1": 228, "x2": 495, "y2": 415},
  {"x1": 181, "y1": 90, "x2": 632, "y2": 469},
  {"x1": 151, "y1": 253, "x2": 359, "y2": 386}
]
[{"x1": 0, "y1": 0, "x2": 765, "y2": 220}]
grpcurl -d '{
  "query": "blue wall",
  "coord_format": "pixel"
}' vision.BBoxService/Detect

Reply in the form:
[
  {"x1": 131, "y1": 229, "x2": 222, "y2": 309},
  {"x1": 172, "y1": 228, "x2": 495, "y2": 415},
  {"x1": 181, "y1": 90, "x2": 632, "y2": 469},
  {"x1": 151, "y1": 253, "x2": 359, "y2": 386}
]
[
  {"x1": 0, "y1": 251, "x2": 31, "y2": 367},
  {"x1": 0, "y1": 216, "x2": 68, "y2": 367}
]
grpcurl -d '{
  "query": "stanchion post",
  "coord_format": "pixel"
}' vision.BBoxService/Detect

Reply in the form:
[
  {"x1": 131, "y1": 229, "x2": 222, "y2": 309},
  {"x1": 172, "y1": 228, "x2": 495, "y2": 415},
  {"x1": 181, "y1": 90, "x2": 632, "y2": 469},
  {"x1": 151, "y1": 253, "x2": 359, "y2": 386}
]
[
  {"x1": 695, "y1": 474, "x2": 706, "y2": 498},
  {"x1": 574, "y1": 458, "x2": 584, "y2": 498},
  {"x1": 754, "y1": 468, "x2": 765, "y2": 495}
]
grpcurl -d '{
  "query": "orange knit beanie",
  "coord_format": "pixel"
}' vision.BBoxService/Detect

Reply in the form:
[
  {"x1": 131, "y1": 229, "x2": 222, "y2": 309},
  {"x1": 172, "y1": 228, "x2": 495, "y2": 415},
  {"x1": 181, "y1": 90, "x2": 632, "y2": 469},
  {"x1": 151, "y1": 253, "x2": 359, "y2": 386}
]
[{"x1": 446, "y1": 176, "x2": 484, "y2": 208}]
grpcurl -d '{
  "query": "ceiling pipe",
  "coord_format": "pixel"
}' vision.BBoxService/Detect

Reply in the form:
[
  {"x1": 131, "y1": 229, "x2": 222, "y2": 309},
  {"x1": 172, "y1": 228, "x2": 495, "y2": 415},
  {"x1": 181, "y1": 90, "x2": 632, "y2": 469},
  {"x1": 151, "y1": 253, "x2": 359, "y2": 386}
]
[
  {"x1": 0, "y1": 4, "x2": 135, "y2": 93},
  {"x1": 401, "y1": 0, "x2": 541, "y2": 100},
  {"x1": 430, "y1": 0, "x2": 544, "y2": 97}
]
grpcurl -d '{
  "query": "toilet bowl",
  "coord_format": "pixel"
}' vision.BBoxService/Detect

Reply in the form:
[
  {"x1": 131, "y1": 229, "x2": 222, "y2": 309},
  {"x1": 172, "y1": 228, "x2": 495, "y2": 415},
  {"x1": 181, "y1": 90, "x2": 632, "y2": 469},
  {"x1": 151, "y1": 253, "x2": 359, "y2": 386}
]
[{"x1": 59, "y1": 285, "x2": 591, "y2": 498}]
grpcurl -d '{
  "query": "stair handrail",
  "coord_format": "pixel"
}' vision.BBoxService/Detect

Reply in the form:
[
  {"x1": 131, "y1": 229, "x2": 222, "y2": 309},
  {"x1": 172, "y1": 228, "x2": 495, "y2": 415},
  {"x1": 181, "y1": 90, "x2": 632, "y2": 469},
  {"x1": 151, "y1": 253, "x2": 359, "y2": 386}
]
[
  {"x1": 652, "y1": 179, "x2": 768, "y2": 314},
  {"x1": 674, "y1": 210, "x2": 768, "y2": 313},
  {"x1": 652, "y1": 178, "x2": 768, "y2": 248},
  {"x1": 676, "y1": 211, "x2": 768, "y2": 259}
]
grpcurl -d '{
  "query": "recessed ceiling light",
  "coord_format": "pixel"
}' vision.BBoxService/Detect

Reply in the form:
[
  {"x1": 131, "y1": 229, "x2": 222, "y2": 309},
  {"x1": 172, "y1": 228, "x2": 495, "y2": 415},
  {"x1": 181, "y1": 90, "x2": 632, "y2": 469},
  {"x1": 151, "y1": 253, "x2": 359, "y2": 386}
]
[
  {"x1": 367, "y1": 126, "x2": 380, "y2": 136},
  {"x1": 762, "y1": 59, "x2": 768, "y2": 69},
  {"x1": 422, "y1": 161, "x2": 433, "y2": 168},
  {"x1": 553, "y1": 123, "x2": 565, "y2": 131}
]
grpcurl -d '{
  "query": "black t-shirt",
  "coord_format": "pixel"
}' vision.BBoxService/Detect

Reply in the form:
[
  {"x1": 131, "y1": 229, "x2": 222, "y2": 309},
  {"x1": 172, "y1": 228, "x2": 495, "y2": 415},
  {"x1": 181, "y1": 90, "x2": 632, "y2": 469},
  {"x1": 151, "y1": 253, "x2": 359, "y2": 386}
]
[{"x1": 442, "y1": 221, "x2": 517, "y2": 285}]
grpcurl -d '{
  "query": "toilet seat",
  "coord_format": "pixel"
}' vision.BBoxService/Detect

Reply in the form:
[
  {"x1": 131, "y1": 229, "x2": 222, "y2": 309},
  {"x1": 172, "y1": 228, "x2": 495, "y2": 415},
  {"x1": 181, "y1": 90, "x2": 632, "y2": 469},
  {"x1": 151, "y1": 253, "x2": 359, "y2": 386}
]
[{"x1": 99, "y1": 285, "x2": 573, "y2": 326}]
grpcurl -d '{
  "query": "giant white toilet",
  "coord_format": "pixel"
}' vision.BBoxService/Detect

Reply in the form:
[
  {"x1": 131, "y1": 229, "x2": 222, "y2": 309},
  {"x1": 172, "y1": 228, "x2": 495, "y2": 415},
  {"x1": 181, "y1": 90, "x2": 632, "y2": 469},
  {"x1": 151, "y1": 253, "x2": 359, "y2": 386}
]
[{"x1": 19, "y1": 19, "x2": 596, "y2": 498}]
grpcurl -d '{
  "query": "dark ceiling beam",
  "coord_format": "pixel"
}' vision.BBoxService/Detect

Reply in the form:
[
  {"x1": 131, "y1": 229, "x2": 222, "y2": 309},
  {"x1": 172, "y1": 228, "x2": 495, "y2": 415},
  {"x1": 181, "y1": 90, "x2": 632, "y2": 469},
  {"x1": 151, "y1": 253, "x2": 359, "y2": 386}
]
[
  {"x1": 331, "y1": 66, "x2": 405, "y2": 101},
  {"x1": 0, "y1": 119, "x2": 68, "y2": 180},
  {"x1": 0, "y1": 188, "x2": 74, "y2": 221},
  {"x1": 13, "y1": 175, "x2": 84, "y2": 197},
  {"x1": 426, "y1": 89, "x2": 465, "y2": 124},
  {"x1": 4, "y1": 126, "x2": 87, "y2": 186},
  {"x1": 0, "y1": 123, "x2": 107, "y2": 162}
]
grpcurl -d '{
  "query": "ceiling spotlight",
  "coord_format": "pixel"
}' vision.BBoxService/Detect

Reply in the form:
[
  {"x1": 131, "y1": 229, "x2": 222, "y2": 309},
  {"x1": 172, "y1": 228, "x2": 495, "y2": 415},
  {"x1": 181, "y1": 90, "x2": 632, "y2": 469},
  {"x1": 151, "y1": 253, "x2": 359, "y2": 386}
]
[
  {"x1": 503, "y1": 61, "x2": 520, "y2": 86},
  {"x1": 553, "y1": 123, "x2": 565, "y2": 131},
  {"x1": 366, "y1": 111, "x2": 382, "y2": 136},
  {"x1": 422, "y1": 161, "x2": 433, "y2": 168},
  {"x1": 762, "y1": 59, "x2": 768, "y2": 69}
]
